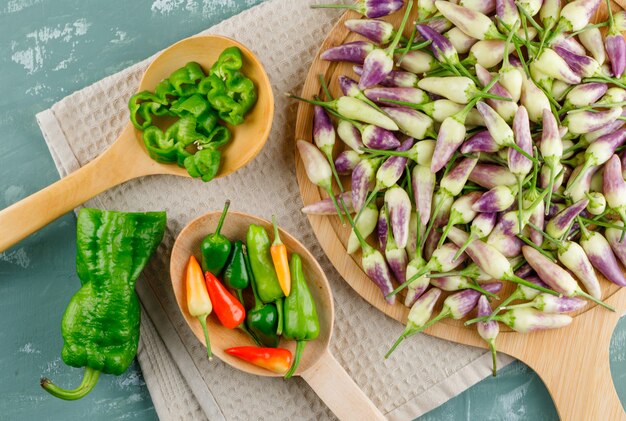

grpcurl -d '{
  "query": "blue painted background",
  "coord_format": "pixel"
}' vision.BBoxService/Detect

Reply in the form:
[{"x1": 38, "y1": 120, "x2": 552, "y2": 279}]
[{"x1": 0, "y1": 1, "x2": 624, "y2": 420}]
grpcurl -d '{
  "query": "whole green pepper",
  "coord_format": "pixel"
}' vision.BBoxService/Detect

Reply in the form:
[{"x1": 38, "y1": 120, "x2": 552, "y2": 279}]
[
  {"x1": 283, "y1": 253, "x2": 320, "y2": 379},
  {"x1": 223, "y1": 240, "x2": 249, "y2": 301},
  {"x1": 201, "y1": 200, "x2": 232, "y2": 274},
  {"x1": 244, "y1": 245, "x2": 280, "y2": 348},
  {"x1": 41, "y1": 208, "x2": 166, "y2": 400}
]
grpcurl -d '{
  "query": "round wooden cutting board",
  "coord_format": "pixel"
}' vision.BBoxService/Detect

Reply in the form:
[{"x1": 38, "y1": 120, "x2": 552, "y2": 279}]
[{"x1": 294, "y1": 2, "x2": 626, "y2": 420}]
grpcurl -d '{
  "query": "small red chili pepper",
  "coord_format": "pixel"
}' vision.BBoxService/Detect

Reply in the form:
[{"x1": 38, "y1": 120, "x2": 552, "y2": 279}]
[
  {"x1": 204, "y1": 271, "x2": 245, "y2": 329},
  {"x1": 225, "y1": 346, "x2": 293, "y2": 374}
]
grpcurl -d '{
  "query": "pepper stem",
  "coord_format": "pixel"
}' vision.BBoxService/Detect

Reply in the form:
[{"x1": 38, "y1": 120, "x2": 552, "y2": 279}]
[
  {"x1": 509, "y1": 142, "x2": 539, "y2": 164},
  {"x1": 272, "y1": 215, "x2": 283, "y2": 246},
  {"x1": 387, "y1": 266, "x2": 429, "y2": 298},
  {"x1": 215, "y1": 200, "x2": 231, "y2": 236},
  {"x1": 453, "y1": 233, "x2": 477, "y2": 261},
  {"x1": 386, "y1": 0, "x2": 414, "y2": 54},
  {"x1": 275, "y1": 297, "x2": 284, "y2": 335},
  {"x1": 41, "y1": 367, "x2": 101, "y2": 400},
  {"x1": 488, "y1": 340, "x2": 498, "y2": 377},
  {"x1": 318, "y1": 74, "x2": 333, "y2": 101},
  {"x1": 465, "y1": 314, "x2": 501, "y2": 326},
  {"x1": 342, "y1": 198, "x2": 370, "y2": 250},
  {"x1": 517, "y1": 176, "x2": 525, "y2": 234},
  {"x1": 544, "y1": 162, "x2": 557, "y2": 215},
  {"x1": 421, "y1": 193, "x2": 447, "y2": 249},
  {"x1": 487, "y1": 289, "x2": 521, "y2": 321},
  {"x1": 354, "y1": 186, "x2": 380, "y2": 225},
  {"x1": 198, "y1": 315, "x2": 213, "y2": 360},
  {"x1": 508, "y1": 273, "x2": 560, "y2": 296},
  {"x1": 576, "y1": 290, "x2": 615, "y2": 311},
  {"x1": 325, "y1": 187, "x2": 346, "y2": 226},
  {"x1": 284, "y1": 340, "x2": 306, "y2": 379},
  {"x1": 563, "y1": 161, "x2": 592, "y2": 196},
  {"x1": 385, "y1": 331, "x2": 410, "y2": 358}
]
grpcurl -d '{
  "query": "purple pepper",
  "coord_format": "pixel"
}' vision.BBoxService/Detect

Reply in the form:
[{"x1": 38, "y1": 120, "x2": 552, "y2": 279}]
[
  {"x1": 439, "y1": 191, "x2": 482, "y2": 246},
  {"x1": 313, "y1": 105, "x2": 336, "y2": 158},
  {"x1": 334, "y1": 150, "x2": 362, "y2": 175},
  {"x1": 490, "y1": 308, "x2": 572, "y2": 333},
  {"x1": 338, "y1": 75, "x2": 363, "y2": 98},
  {"x1": 475, "y1": 63, "x2": 517, "y2": 123},
  {"x1": 311, "y1": 0, "x2": 405, "y2": 18},
  {"x1": 302, "y1": 192, "x2": 353, "y2": 215},
  {"x1": 579, "y1": 27, "x2": 606, "y2": 65},
  {"x1": 337, "y1": 120, "x2": 365, "y2": 153},
  {"x1": 385, "y1": 212, "x2": 409, "y2": 284},
  {"x1": 381, "y1": 106, "x2": 435, "y2": 140},
  {"x1": 430, "y1": 112, "x2": 470, "y2": 173},
  {"x1": 359, "y1": 1, "x2": 414, "y2": 89},
  {"x1": 472, "y1": 185, "x2": 516, "y2": 213},
  {"x1": 545, "y1": 199, "x2": 589, "y2": 239},
  {"x1": 504, "y1": 293, "x2": 587, "y2": 314},
  {"x1": 345, "y1": 18, "x2": 395, "y2": 44},
  {"x1": 486, "y1": 232, "x2": 523, "y2": 258},
  {"x1": 606, "y1": 32, "x2": 626, "y2": 78},
  {"x1": 551, "y1": 46, "x2": 600, "y2": 78},
  {"x1": 496, "y1": 0, "x2": 519, "y2": 26},
  {"x1": 453, "y1": 212, "x2": 498, "y2": 260},
  {"x1": 386, "y1": 287, "x2": 442, "y2": 357},
  {"x1": 565, "y1": 127, "x2": 626, "y2": 195},
  {"x1": 555, "y1": 0, "x2": 601, "y2": 33},
  {"x1": 321, "y1": 41, "x2": 375, "y2": 64},
  {"x1": 476, "y1": 295, "x2": 499, "y2": 376},
  {"x1": 605, "y1": 221, "x2": 626, "y2": 268},
  {"x1": 364, "y1": 87, "x2": 430, "y2": 106},
  {"x1": 522, "y1": 245, "x2": 614, "y2": 309},
  {"x1": 579, "y1": 225, "x2": 626, "y2": 288},
  {"x1": 347, "y1": 201, "x2": 379, "y2": 254},
  {"x1": 447, "y1": 227, "x2": 557, "y2": 295},
  {"x1": 445, "y1": 27, "x2": 478, "y2": 55},
  {"x1": 377, "y1": 204, "x2": 389, "y2": 251},
  {"x1": 469, "y1": 164, "x2": 517, "y2": 189},
  {"x1": 412, "y1": 165, "x2": 436, "y2": 227},
  {"x1": 556, "y1": 241, "x2": 602, "y2": 300},
  {"x1": 461, "y1": 130, "x2": 500, "y2": 154},
  {"x1": 564, "y1": 107, "x2": 623, "y2": 135},
  {"x1": 361, "y1": 125, "x2": 401, "y2": 150},
  {"x1": 353, "y1": 65, "x2": 419, "y2": 88},
  {"x1": 510, "y1": 106, "x2": 533, "y2": 225},
  {"x1": 352, "y1": 157, "x2": 383, "y2": 212},
  {"x1": 435, "y1": 1, "x2": 501, "y2": 40},
  {"x1": 385, "y1": 185, "x2": 412, "y2": 249},
  {"x1": 563, "y1": 83, "x2": 608, "y2": 109},
  {"x1": 603, "y1": 154, "x2": 626, "y2": 223},
  {"x1": 441, "y1": 157, "x2": 480, "y2": 195},
  {"x1": 416, "y1": 23, "x2": 460, "y2": 65}
]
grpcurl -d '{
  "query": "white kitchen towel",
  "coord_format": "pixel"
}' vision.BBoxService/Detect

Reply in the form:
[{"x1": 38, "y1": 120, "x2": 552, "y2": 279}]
[{"x1": 35, "y1": 1, "x2": 513, "y2": 419}]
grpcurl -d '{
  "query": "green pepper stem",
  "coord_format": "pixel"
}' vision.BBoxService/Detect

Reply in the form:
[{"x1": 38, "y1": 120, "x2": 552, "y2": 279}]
[
  {"x1": 488, "y1": 340, "x2": 498, "y2": 377},
  {"x1": 386, "y1": 0, "x2": 414, "y2": 54},
  {"x1": 517, "y1": 234, "x2": 557, "y2": 261},
  {"x1": 453, "y1": 233, "x2": 477, "y2": 261},
  {"x1": 508, "y1": 273, "x2": 559, "y2": 296},
  {"x1": 517, "y1": 177, "x2": 524, "y2": 234},
  {"x1": 487, "y1": 289, "x2": 521, "y2": 321},
  {"x1": 421, "y1": 193, "x2": 447, "y2": 249},
  {"x1": 385, "y1": 331, "x2": 410, "y2": 358},
  {"x1": 465, "y1": 314, "x2": 501, "y2": 326},
  {"x1": 576, "y1": 290, "x2": 615, "y2": 311},
  {"x1": 354, "y1": 187, "x2": 380, "y2": 225},
  {"x1": 326, "y1": 151, "x2": 346, "y2": 197},
  {"x1": 275, "y1": 297, "x2": 284, "y2": 335},
  {"x1": 318, "y1": 74, "x2": 333, "y2": 101},
  {"x1": 272, "y1": 215, "x2": 283, "y2": 246},
  {"x1": 198, "y1": 315, "x2": 213, "y2": 360},
  {"x1": 284, "y1": 340, "x2": 307, "y2": 379},
  {"x1": 509, "y1": 142, "x2": 539, "y2": 164},
  {"x1": 387, "y1": 266, "x2": 430, "y2": 298},
  {"x1": 325, "y1": 187, "x2": 347, "y2": 225},
  {"x1": 237, "y1": 323, "x2": 262, "y2": 347},
  {"x1": 215, "y1": 200, "x2": 231, "y2": 236},
  {"x1": 41, "y1": 367, "x2": 101, "y2": 400},
  {"x1": 579, "y1": 216, "x2": 626, "y2": 232}
]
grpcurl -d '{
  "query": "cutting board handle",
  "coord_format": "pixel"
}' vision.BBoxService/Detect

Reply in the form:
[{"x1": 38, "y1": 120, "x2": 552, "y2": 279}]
[
  {"x1": 502, "y1": 299, "x2": 626, "y2": 421},
  {"x1": 301, "y1": 349, "x2": 386, "y2": 421},
  {"x1": 0, "y1": 126, "x2": 142, "y2": 253}
]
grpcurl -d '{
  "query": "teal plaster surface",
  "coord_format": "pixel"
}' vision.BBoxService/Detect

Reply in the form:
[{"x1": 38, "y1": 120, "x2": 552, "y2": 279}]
[{"x1": 0, "y1": 1, "x2": 624, "y2": 420}]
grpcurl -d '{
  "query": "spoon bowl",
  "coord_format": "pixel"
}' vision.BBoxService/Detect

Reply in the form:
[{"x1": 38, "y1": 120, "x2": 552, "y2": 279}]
[
  {"x1": 0, "y1": 35, "x2": 273, "y2": 253},
  {"x1": 170, "y1": 209, "x2": 384, "y2": 420}
]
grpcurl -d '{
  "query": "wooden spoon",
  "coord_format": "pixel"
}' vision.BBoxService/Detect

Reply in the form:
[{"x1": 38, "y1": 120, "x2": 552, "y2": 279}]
[
  {"x1": 0, "y1": 35, "x2": 274, "y2": 253},
  {"x1": 170, "y1": 210, "x2": 385, "y2": 421}
]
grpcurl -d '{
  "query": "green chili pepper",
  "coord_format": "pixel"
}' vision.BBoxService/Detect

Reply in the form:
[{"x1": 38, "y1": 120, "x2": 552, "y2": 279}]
[
  {"x1": 223, "y1": 240, "x2": 250, "y2": 300},
  {"x1": 200, "y1": 200, "x2": 232, "y2": 274},
  {"x1": 283, "y1": 253, "x2": 320, "y2": 379},
  {"x1": 210, "y1": 46, "x2": 244, "y2": 81},
  {"x1": 128, "y1": 91, "x2": 169, "y2": 130},
  {"x1": 246, "y1": 224, "x2": 285, "y2": 334},
  {"x1": 169, "y1": 61, "x2": 205, "y2": 96},
  {"x1": 244, "y1": 245, "x2": 280, "y2": 348},
  {"x1": 41, "y1": 208, "x2": 167, "y2": 400},
  {"x1": 184, "y1": 148, "x2": 222, "y2": 182}
]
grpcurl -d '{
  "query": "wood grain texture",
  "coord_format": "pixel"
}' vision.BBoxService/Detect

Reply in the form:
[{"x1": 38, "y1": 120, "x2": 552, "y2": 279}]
[
  {"x1": 294, "y1": 3, "x2": 626, "y2": 420},
  {"x1": 0, "y1": 35, "x2": 274, "y2": 253},
  {"x1": 169, "y1": 210, "x2": 384, "y2": 421}
]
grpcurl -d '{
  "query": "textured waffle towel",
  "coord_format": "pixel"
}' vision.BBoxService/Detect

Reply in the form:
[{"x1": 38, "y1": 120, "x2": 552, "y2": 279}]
[{"x1": 35, "y1": 1, "x2": 513, "y2": 419}]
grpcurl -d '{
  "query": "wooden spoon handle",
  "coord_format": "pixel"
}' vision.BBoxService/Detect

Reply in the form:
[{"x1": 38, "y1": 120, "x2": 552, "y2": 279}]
[
  {"x1": 0, "y1": 128, "x2": 141, "y2": 252},
  {"x1": 301, "y1": 350, "x2": 386, "y2": 421}
]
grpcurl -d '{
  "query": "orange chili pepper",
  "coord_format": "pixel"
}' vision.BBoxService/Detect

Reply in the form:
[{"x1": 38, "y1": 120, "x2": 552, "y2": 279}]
[
  {"x1": 204, "y1": 271, "x2": 246, "y2": 329},
  {"x1": 270, "y1": 215, "x2": 291, "y2": 297},
  {"x1": 225, "y1": 346, "x2": 293, "y2": 374},
  {"x1": 186, "y1": 256, "x2": 213, "y2": 360}
]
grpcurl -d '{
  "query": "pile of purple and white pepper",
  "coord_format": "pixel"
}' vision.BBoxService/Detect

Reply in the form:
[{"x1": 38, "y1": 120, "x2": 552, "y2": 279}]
[{"x1": 295, "y1": 0, "x2": 626, "y2": 375}]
